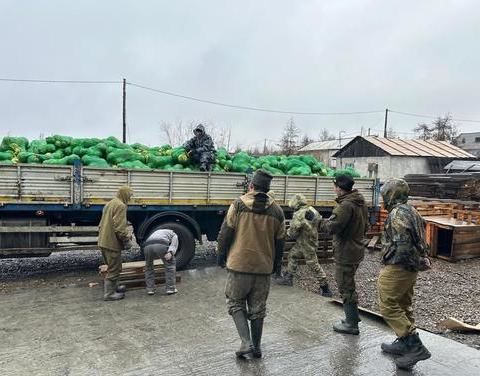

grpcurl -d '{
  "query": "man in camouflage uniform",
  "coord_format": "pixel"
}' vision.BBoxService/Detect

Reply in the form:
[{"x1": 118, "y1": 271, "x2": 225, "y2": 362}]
[
  {"x1": 217, "y1": 169, "x2": 285, "y2": 359},
  {"x1": 97, "y1": 186, "x2": 134, "y2": 301},
  {"x1": 183, "y1": 124, "x2": 216, "y2": 171},
  {"x1": 319, "y1": 175, "x2": 368, "y2": 335},
  {"x1": 276, "y1": 193, "x2": 333, "y2": 297},
  {"x1": 378, "y1": 178, "x2": 431, "y2": 370}
]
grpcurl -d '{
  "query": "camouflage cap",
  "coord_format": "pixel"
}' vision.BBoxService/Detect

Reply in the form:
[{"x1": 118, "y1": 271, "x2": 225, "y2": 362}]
[
  {"x1": 289, "y1": 193, "x2": 307, "y2": 209},
  {"x1": 381, "y1": 178, "x2": 409, "y2": 211}
]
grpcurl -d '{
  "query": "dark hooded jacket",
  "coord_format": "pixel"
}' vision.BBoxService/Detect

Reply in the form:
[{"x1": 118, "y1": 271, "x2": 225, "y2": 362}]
[
  {"x1": 320, "y1": 190, "x2": 368, "y2": 264},
  {"x1": 183, "y1": 124, "x2": 215, "y2": 154},
  {"x1": 97, "y1": 186, "x2": 133, "y2": 252},
  {"x1": 381, "y1": 179, "x2": 429, "y2": 272},
  {"x1": 217, "y1": 191, "x2": 285, "y2": 275}
]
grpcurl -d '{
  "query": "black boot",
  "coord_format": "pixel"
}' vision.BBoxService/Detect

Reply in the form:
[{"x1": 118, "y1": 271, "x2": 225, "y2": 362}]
[
  {"x1": 333, "y1": 303, "x2": 360, "y2": 335},
  {"x1": 395, "y1": 333, "x2": 431, "y2": 370},
  {"x1": 381, "y1": 336, "x2": 409, "y2": 355},
  {"x1": 250, "y1": 318, "x2": 264, "y2": 359},
  {"x1": 231, "y1": 311, "x2": 253, "y2": 358},
  {"x1": 275, "y1": 272, "x2": 293, "y2": 286},
  {"x1": 319, "y1": 283, "x2": 333, "y2": 297},
  {"x1": 116, "y1": 283, "x2": 127, "y2": 294}
]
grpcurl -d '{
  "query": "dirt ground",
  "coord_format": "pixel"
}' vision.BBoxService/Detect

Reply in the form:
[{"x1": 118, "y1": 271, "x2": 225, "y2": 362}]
[{"x1": 296, "y1": 251, "x2": 480, "y2": 350}]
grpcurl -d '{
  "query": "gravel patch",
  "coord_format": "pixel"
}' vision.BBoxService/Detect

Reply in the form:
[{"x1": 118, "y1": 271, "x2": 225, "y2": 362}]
[{"x1": 295, "y1": 251, "x2": 480, "y2": 350}]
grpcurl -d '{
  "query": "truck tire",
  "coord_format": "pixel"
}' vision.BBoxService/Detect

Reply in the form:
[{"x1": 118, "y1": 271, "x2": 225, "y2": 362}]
[{"x1": 148, "y1": 222, "x2": 195, "y2": 270}]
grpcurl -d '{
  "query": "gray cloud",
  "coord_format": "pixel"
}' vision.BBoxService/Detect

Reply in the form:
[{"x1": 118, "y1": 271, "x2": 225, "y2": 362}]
[{"x1": 1, "y1": 0, "x2": 479, "y2": 148}]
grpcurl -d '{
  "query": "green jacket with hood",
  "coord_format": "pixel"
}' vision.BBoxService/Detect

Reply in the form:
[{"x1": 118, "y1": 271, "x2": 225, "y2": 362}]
[
  {"x1": 320, "y1": 190, "x2": 368, "y2": 264},
  {"x1": 217, "y1": 190, "x2": 285, "y2": 275},
  {"x1": 97, "y1": 186, "x2": 133, "y2": 252}
]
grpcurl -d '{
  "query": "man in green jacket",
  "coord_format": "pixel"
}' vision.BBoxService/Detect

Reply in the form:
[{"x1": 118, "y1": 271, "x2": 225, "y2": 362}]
[
  {"x1": 378, "y1": 178, "x2": 431, "y2": 370},
  {"x1": 217, "y1": 169, "x2": 285, "y2": 359},
  {"x1": 320, "y1": 175, "x2": 368, "y2": 335},
  {"x1": 98, "y1": 185, "x2": 134, "y2": 301}
]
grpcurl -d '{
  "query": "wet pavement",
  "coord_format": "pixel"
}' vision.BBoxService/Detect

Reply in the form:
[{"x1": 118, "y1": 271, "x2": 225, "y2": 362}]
[{"x1": 0, "y1": 266, "x2": 479, "y2": 376}]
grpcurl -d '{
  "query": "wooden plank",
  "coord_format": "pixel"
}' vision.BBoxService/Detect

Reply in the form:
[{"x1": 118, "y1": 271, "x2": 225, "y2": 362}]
[
  {"x1": 99, "y1": 259, "x2": 164, "y2": 273},
  {"x1": 0, "y1": 226, "x2": 98, "y2": 233},
  {"x1": 49, "y1": 236, "x2": 98, "y2": 243},
  {"x1": 367, "y1": 236, "x2": 379, "y2": 249},
  {"x1": 439, "y1": 318, "x2": 480, "y2": 333}
]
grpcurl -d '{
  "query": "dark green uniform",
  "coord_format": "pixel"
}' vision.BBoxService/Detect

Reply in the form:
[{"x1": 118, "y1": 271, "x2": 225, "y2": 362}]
[
  {"x1": 378, "y1": 178, "x2": 431, "y2": 370},
  {"x1": 321, "y1": 190, "x2": 368, "y2": 304}
]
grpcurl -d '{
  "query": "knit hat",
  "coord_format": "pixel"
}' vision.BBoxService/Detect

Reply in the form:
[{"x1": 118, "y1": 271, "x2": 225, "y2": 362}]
[
  {"x1": 252, "y1": 169, "x2": 273, "y2": 192},
  {"x1": 333, "y1": 174, "x2": 354, "y2": 192}
]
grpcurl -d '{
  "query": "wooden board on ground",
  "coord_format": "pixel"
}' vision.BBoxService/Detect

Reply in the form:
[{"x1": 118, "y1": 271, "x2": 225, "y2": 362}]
[
  {"x1": 99, "y1": 259, "x2": 164, "y2": 274},
  {"x1": 439, "y1": 317, "x2": 480, "y2": 333},
  {"x1": 367, "y1": 236, "x2": 380, "y2": 250}
]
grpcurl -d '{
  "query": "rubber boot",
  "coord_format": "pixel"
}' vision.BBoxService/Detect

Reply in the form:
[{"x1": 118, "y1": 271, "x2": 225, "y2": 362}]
[
  {"x1": 319, "y1": 283, "x2": 333, "y2": 297},
  {"x1": 103, "y1": 280, "x2": 125, "y2": 301},
  {"x1": 116, "y1": 283, "x2": 126, "y2": 294},
  {"x1": 381, "y1": 336, "x2": 409, "y2": 355},
  {"x1": 275, "y1": 271, "x2": 293, "y2": 286},
  {"x1": 395, "y1": 333, "x2": 431, "y2": 370},
  {"x1": 231, "y1": 311, "x2": 253, "y2": 358},
  {"x1": 250, "y1": 318, "x2": 264, "y2": 359},
  {"x1": 333, "y1": 303, "x2": 360, "y2": 335}
]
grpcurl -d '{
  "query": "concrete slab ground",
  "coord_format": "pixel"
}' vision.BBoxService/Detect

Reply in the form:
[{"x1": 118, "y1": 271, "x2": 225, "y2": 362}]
[{"x1": 0, "y1": 267, "x2": 479, "y2": 376}]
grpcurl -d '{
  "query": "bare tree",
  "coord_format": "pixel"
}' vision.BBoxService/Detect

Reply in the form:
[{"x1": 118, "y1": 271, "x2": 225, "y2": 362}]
[
  {"x1": 318, "y1": 128, "x2": 336, "y2": 141},
  {"x1": 279, "y1": 117, "x2": 300, "y2": 156},
  {"x1": 387, "y1": 127, "x2": 397, "y2": 138},
  {"x1": 300, "y1": 134, "x2": 315, "y2": 148},
  {"x1": 414, "y1": 123, "x2": 432, "y2": 141},
  {"x1": 412, "y1": 115, "x2": 458, "y2": 143}
]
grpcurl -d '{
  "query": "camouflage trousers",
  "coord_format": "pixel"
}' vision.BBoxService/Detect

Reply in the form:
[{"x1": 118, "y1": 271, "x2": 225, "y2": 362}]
[
  {"x1": 191, "y1": 151, "x2": 215, "y2": 170},
  {"x1": 101, "y1": 247, "x2": 122, "y2": 282},
  {"x1": 225, "y1": 271, "x2": 271, "y2": 320},
  {"x1": 378, "y1": 265, "x2": 417, "y2": 337},
  {"x1": 335, "y1": 263, "x2": 360, "y2": 304},
  {"x1": 287, "y1": 243, "x2": 327, "y2": 285}
]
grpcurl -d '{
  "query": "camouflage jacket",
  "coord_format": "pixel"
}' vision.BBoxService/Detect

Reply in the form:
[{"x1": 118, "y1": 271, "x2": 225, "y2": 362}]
[
  {"x1": 382, "y1": 203, "x2": 429, "y2": 272},
  {"x1": 183, "y1": 134, "x2": 215, "y2": 154},
  {"x1": 287, "y1": 205, "x2": 320, "y2": 249}
]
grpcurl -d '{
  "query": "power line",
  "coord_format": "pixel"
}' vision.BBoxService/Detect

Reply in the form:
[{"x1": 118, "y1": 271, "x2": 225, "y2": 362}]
[
  {"x1": 0, "y1": 78, "x2": 121, "y2": 84},
  {"x1": 127, "y1": 81, "x2": 384, "y2": 116},
  {"x1": 390, "y1": 109, "x2": 480, "y2": 123}
]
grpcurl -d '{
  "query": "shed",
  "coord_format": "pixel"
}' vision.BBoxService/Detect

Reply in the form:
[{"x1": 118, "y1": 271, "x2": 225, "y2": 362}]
[
  {"x1": 297, "y1": 138, "x2": 354, "y2": 168},
  {"x1": 332, "y1": 136, "x2": 477, "y2": 180}
]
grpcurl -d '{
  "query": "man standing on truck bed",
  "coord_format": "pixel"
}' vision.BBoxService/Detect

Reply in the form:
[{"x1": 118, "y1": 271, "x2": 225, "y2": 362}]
[
  {"x1": 276, "y1": 193, "x2": 333, "y2": 297},
  {"x1": 98, "y1": 185, "x2": 134, "y2": 301},
  {"x1": 319, "y1": 175, "x2": 368, "y2": 335},
  {"x1": 183, "y1": 124, "x2": 216, "y2": 172},
  {"x1": 217, "y1": 169, "x2": 285, "y2": 359},
  {"x1": 143, "y1": 228, "x2": 178, "y2": 296}
]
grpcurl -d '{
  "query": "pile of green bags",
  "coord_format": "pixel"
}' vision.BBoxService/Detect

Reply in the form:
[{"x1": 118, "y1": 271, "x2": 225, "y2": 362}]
[{"x1": 0, "y1": 135, "x2": 361, "y2": 177}]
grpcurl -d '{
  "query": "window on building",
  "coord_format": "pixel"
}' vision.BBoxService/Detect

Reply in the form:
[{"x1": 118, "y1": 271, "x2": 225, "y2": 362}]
[{"x1": 475, "y1": 137, "x2": 480, "y2": 143}]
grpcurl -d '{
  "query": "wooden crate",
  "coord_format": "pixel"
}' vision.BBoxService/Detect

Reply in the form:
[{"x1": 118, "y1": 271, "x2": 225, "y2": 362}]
[{"x1": 424, "y1": 216, "x2": 480, "y2": 262}]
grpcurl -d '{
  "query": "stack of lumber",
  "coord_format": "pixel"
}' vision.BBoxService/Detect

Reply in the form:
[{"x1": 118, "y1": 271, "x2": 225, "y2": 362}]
[
  {"x1": 99, "y1": 259, "x2": 181, "y2": 289},
  {"x1": 404, "y1": 173, "x2": 480, "y2": 201},
  {"x1": 282, "y1": 220, "x2": 334, "y2": 265}
]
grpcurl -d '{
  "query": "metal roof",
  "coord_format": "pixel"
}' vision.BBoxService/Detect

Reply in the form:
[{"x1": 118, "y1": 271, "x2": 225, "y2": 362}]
[
  {"x1": 336, "y1": 136, "x2": 476, "y2": 158},
  {"x1": 297, "y1": 138, "x2": 354, "y2": 152},
  {"x1": 444, "y1": 160, "x2": 480, "y2": 172}
]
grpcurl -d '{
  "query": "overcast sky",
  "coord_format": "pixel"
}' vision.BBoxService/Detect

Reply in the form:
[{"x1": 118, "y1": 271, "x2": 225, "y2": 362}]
[{"x1": 1, "y1": 0, "x2": 479, "y2": 149}]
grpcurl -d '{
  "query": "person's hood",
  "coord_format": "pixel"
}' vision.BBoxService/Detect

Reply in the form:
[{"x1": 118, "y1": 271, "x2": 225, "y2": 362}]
[
  {"x1": 194, "y1": 124, "x2": 205, "y2": 135},
  {"x1": 116, "y1": 185, "x2": 133, "y2": 204},
  {"x1": 241, "y1": 191, "x2": 274, "y2": 214},
  {"x1": 381, "y1": 179, "x2": 409, "y2": 212},
  {"x1": 336, "y1": 189, "x2": 365, "y2": 207},
  {"x1": 288, "y1": 193, "x2": 308, "y2": 210}
]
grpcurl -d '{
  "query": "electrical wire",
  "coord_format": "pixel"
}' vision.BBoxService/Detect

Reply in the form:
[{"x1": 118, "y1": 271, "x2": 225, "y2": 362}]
[
  {"x1": 0, "y1": 78, "x2": 121, "y2": 84},
  {"x1": 390, "y1": 110, "x2": 480, "y2": 123},
  {"x1": 127, "y1": 81, "x2": 384, "y2": 116}
]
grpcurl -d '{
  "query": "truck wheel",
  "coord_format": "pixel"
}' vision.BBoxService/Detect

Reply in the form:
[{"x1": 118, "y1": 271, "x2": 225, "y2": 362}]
[{"x1": 148, "y1": 222, "x2": 195, "y2": 270}]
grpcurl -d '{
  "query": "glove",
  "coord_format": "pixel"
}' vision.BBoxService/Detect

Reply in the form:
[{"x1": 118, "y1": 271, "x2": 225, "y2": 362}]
[
  {"x1": 124, "y1": 239, "x2": 134, "y2": 251},
  {"x1": 304, "y1": 209, "x2": 315, "y2": 221}
]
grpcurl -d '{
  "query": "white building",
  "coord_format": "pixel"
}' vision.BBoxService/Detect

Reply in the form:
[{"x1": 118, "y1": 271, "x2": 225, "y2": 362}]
[
  {"x1": 456, "y1": 132, "x2": 480, "y2": 157},
  {"x1": 333, "y1": 136, "x2": 477, "y2": 180},
  {"x1": 296, "y1": 138, "x2": 354, "y2": 168}
]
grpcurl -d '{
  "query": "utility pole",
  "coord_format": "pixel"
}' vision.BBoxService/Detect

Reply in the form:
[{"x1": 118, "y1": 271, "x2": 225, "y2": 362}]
[
  {"x1": 383, "y1": 108, "x2": 389, "y2": 138},
  {"x1": 122, "y1": 78, "x2": 127, "y2": 143},
  {"x1": 263, "y1": 139, "x2": 267, "y2": 154},
  {"x1": 368, "y1": 128, "x2": 371, "y2": 136},
  {"x1": 226, "y1": 128, "x2": 231, "y2": 152}
]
